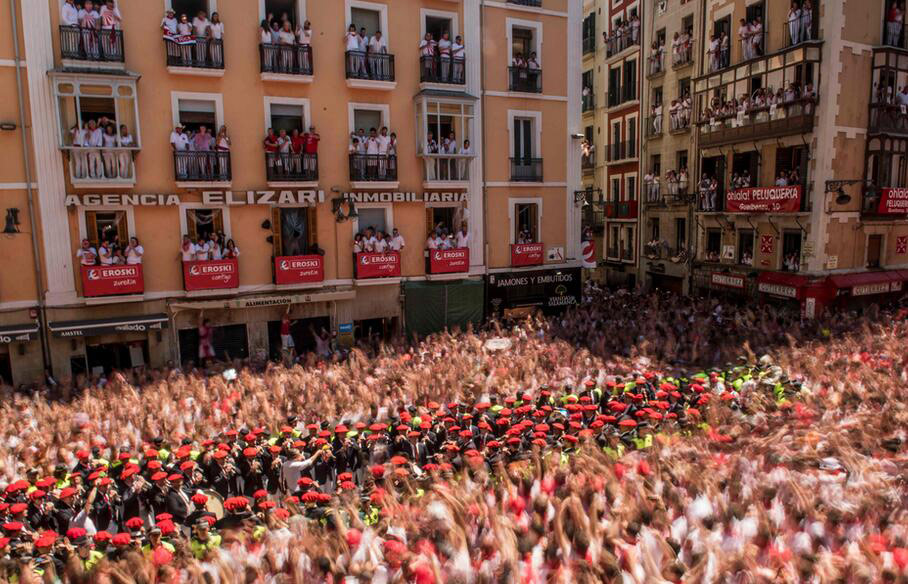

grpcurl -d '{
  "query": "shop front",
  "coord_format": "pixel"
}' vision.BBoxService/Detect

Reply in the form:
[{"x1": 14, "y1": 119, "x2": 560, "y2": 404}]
[
  {"x1": 826, "y1": 270, "x2": 908, "y2": 310},
  {"x1": 756, "y1": 271, "x2": 832, "y2": 317},
  {"x1": 0, "y1": 323, "x2": 40, "y2": 386},
  {"x1": 403, "y1": 278, "x2": 483, "y2": 336},
  {"x1": 644, "y1": 261, "x2": 687, "y2": 295},
  {"x1": 486, "y1": 267, "x2": 582, "y2": 320},
  {"x1": 48, "y1": 314, "x2": 168, "y2": 376}
]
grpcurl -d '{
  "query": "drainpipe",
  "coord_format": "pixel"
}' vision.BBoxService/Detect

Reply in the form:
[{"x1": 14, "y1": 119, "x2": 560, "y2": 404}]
[
  {"x1": 479, "y1": 2, "x2": 488, "y2": 271},
  {"x1": 10, "y1": 0, "x2": 50, "y2": 375}
]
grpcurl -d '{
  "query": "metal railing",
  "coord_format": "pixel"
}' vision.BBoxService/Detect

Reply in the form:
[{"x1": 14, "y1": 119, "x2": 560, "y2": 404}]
[
  {"x1": 583, "y1": 35, "x2": 596, "y2": 55},
  {"x1": 265, "y1": 152, "x2": 318, "y2": 181},
  {"x1": 869, "y1": 103, "x2": 908, "y2": 135},
  {"x1": 607, "y1": 140, "x2": 637, "y2": 162},
  {"x1": 422, "y1": 155, "x2": 473, "y2": 181},
  {"x1": 606, "y1": 31, "x2": 640, "y2": 57},
  {"x1": 644, "y1": 187, "x2": 691, "y2": 206},
  {"x1": 419, "y1": 55, "x2": 465, "y2": 85},
  {"x1": 510, "y1": 157, "x2": 543, "y2": 182},
  {"x1": 508, "y1": 67, "x2": 542, "y2": 93},
  {"x1": 582, "y1": 92, "x2": 595, "y2": 112},
  {"x1": 672, "y1": 40, "x2": 694, "y2": 68},
  {"x1": 645, "y1": 114, "x2": 664, "y2": 138},
  {"x1": 349, "y1": 154, "x2": 397, "y2": 181},
  {"x1": 670, "y1": 108, "x2": 692, "y2": 132},
  {"x1": 582, "y1": 154, "x2": 596, "y2": 170},
  {"x1": 697, "y1": 98, "x2": 817, "y2": 147},
  {"x1": 647, "y1": 51, "x2": 664, "y2": 77},
  {"x1": 883, "y1": 22, "x2": 908, "y2": 49},
  {"x1": 66, "y1": 147, "x2": 135, "y2": 182},
  {"x1": 345, "y1": 50, "x2": 396, "y2": 82},
  {"x1": 707, "y1": 46, "x2": 730, "y2": 72},
  {"x1": 582, "y1": 203, "x2": 605, "y2": 233},
  {"x1": 260, "y1": 43, "x2": 313, "y2": 75},
  {"x1": 173, "y1": 150, "x2": 231, "y2": 182},
  {"x1": 165, "y1": 37, "x2": 224, "y2": 69},
  {"x1": 60, "y1": 26, "x2": 124, "y2": 63},
  {"x1": 782, "y1": 16, "x2": 819, "y2": 48}
]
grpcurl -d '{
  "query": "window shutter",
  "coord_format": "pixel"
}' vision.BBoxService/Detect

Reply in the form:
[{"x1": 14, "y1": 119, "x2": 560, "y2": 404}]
[
  {"x1": 306, "y1": 207, "x2": 317, "y2": 249},
  {"x1": 529, "y1": 204, "x2": 539, "y2": 242},
  {"x1": 272, "y1": 207, "x2": 283, "y2": 256},
  {"x1": 426, "y1": 207, "x2": 434, "y2": 238},
  {"x1": 213, "y1": 210, "x2": 225, "y2": 236},
  {"x1": 116, "y1": 211, "x2": 128, "y2": 240},
  {"x1": 186, "y1": 210, "x2": 198, "y2": 240},
  {"x1": 85, "y1": 212, "x2": 99, "y2": 246}
]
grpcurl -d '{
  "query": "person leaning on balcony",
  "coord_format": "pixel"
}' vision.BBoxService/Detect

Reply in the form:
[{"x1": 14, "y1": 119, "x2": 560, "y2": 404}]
[
  {"x1": 652, "y1": 102, "x2": 663, "y2": 134},
  {"x1": 377, "y1": 127, "x2": 391, "y2": 178},
  {"x1": 208, "y1": 232, "x2": 223, "y2": 260},
  {"x1": 125, "y1": 237, "x2": 143, "y2": 265},
  {"x1": 100, "y1": 0, "x2": 122, "y2": 49},
  {"x1": 527, "y1": 52, "x2": 540, "y2": 72},
  {"x1": 61, "y1": 0, "x2": 79, "y2": 27},
  {"x1": 117, "y1": 124, "x2": 133, "y2": 179},
  {"x1": 223, "y1": 239, "x2": 240, "y2": 260},
  {"x1": 161, "y1": 9, "x2": 178, "y2": 35},
  {"x1": 630, "y1": 14, "x2": 640, "y2": 44},
  {"x1": 264, "y1": 129, "x2": 279, "y2": 174},
  {"x1": 368, "y1": 30, "x2": 387, "y2": 79},
  {"x1": 278, "y1": 21, "x2": 296, "y2": 72},
  {"x1": 456, "y1": 225, "x2": 469, "y2": 249},
  {"x1": 78, "y1": 1, "x2": 101, "y2": 59},
  {"x1": 750, "y1": 16, "x2": 763, "y2": 57},
  {"x1": 194, "y1": 235, "x2": 210, "y2": 261},
  {"x1": 353, "y1": 233, "x2": 364, "y2": 254},
  {"x1": 296, "y1": 21, "x2": 312, "y2": 73},
  {"x1": 424, "y1": 131, "x2": 439, "y2": 181},
  {"x1": 101, "y1": 123, "x2": 118, "y2": 179},
  {"x1": 84, "y1": 119, "x2": 104, "y2": 179},
  {"x1": 97, "y1": 240, "x2": 113, "y2": 265},
  {"x1": 452, "y1": 36, "x2": 465, "y2": 82},
  {"x1": 179, "y1": 235, "x2": 196, "y2": 262},
  {"x1": 738, "y1": 19, "x2": 752, "y2": 61},
  {"x1": 365, "y1": 128, "x2": 380, "y2": 179},
  {"x1": 277, "y1": 130, "x2": 292, "y2": 175},
  {"x1": 77, "y1": 239, "x2": 98, "y2": 266},
  {"x1": 175, "y1": 13, "x2": 193, "y2": 64},
  {"x1": 426, "y1": 230, "x2": 442, "y2": 250},
  {"x1": 192, "y1": 10, "x2": 211, "y2": 64},
  {"x1": 363, "y1": 227, "x2": 377, "y2": 252},
  {"x1": 344, "y1": 25, "x2": 362, "y2": 77},
  {"x1": 419, "y1": 33, "x2": 437, "y2": 80},
  {"x1": 69, "y1": 124, "x2": 87, "y2": 179},
  {"x1": 208, "y1": 12, "x2": 224, "y2": 67},
  {"x1": 438, "y1": 32, "x2": 453, "y2": 82},
  {"x1": 374, "y1": 231, "x2": 389, "y2": 253},
  {"x1": 304, "y1": 126, "x2": 319, "y2": 175},
  {"x1": 887, "y1": 2, "x2": 903, "y2": 46},
  {"x1": 389, "y1": 228, "x2": 405, "y2": 253},
  {"x1": 787, "y1": 2, "x2": 801, "y2": 46}
]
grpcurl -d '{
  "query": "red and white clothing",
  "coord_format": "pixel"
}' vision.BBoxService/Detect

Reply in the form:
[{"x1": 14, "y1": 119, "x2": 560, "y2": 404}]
[
  {"x1": 77, "y1": 246, "x2": 98, "y2": 266},
  {"x1": 198, "y1": 323, "x2": 215, "y2": 358},
  {"x1": 100, "y1": 5, "x2": 122, "y2": 29}
]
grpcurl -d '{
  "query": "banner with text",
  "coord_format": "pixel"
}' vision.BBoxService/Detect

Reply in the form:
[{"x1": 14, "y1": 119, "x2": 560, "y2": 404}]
[
  {"x1": 274, "y1": 255, "x2": 325, "y2": 285},
  {"x1": 356, "y1": 252, "x2": 401, "y2": 279},
  {"x1": 429, "y1": 248, "x2": 470, "y2": 274},
  {"x1": 81, "y1": 265, "x2": 144, "y2": 297},
  {"x1": 511, "y1": 243, "x2": 544, "y2": 267},
  {"x1": 183, "y1": 259, "x2": 240, "y2": 291},
  {"x1": 726, "y1": 186, "x2": 802, "y2": 213},
  {"x1": 877, "y1": 188, "x2": 908, "y2": 215}
]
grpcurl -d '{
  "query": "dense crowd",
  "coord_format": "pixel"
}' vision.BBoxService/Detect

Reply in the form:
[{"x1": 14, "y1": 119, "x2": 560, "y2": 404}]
[{"x1": 0, "y1": 289, "x2": 906, "y2": 582}]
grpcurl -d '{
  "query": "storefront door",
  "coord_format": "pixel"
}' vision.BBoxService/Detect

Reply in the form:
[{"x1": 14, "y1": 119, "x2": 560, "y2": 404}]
[
  {"x1": 85, "y1": 340, "x2": 148, "y2": 375},
  {"x1": 179, "y1": 324, "x2": 249, "y2": 364},
  {"x1": 267, "y1": 316, "x2": 330, "y2": 359}
]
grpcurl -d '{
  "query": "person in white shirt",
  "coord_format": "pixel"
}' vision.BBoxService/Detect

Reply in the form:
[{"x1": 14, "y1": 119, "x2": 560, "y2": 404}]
[
  {"x1": 377, "y1": 127, "x2": 391, "y2": 178},
  {"x1": 84, "y1": 120, "x2": 104, "y2": 178},
  {"x1": 125, "y1": 237, "x2": 144, "y2": 265},
  {"x1": 99, "y1": 1, "x2": 122, "y2": 58},
  {"x1": 208, "y1": 233, "x2": 222, "y2": 260},
  {"x1": 455, "y1": 226, "x2": 469, "y2": 249},
  {"x1": 368, "y1": 30, "x2": 387, "y2": 79},
  {"x1": 452, "y1": 36, "x2": 465, "y2": 83},
  {"x1": 459, "y1": 139, "x2": 472, "y2": 179},
  {"x1": 441, "y1": 132, "x2": 458, "y2": 179},
  {"x1": 363, "y1": 228, "x2": 377, "y2": 252},
  {"x1": 170, "y1": 125, "x2": 190, "y2": 178},
  {"x1": 345, "y1": 25, "x2": 365, "y2": 77},
  {"x1": 424, "y1": 131, "x2": 439, "y2": 180},
  {"x1": 180, "y1": 235, "x2": 196, "y2": 261},
  {"x1": 738, "y1": 19, "x2": 752, "y2": 61},
  {"x1": 192, "y1": 11, "x2": 210, "y2": 64},
  {"x1": 750, "y1": 17, "x2": 763, "y2": 57},
  {"x1": 69, "y1": 124, "x2": 88, "y2": 179},
  {"x1": 277, "y1": 129, "x2": 292, "y2": 176},
  {"x1": 208, "y1": 12, "x2": 224, "y2": 67},
  {"x1": 175, "y1": 13, "x2": 193, "y2": 64},
  {"x1": 78, "y1": 1, "x2": 101, "y2": 59},
  {"x1": 374, "y1": 231, "x2": 389, "y2": 253},
  {"x1": 419, "y1": 33, "x2": 437, "y2": 80},
  {"x1": 277, "y1": 21, "x2": 296, "y2": 72},
  {"x1": 352, "y1": 233, "x2": 364, "y2": 254},
  {"x1": 438, "y1": 32, "x2": 452, "y2": 82},
  {"x1": 194, "y1": 236, "x2": 210, "y2": 261},
  {"x1": 389, "y1": 228, "x2": 405, "y2": 252},
  {"x1": 426, "y1": 232, "x2": 438, "y2": 250},
  {"x1": 98, "y1": 240, "x2": 113, "y2": 265},
  {"x1": 161, "y1": 9, "x2": 178, "y2": 34},
  {"x1": 77, "y1": 239, "x2": 98, "y2": 266},
  {"x1": 365, "y1": 128, "x2": 381, "y2": 179},
  {"x1": 297, "y1": 20, "x2": 312, "y2": 73},
  {"x1": 653, "y1": 102, "x2": 663, "y2": 134},
  {"x1": 117, "y1": 124, "x2": 133, "y2": 179},
  {"x1": 61, "y1": 0, "x2": 79, "y2": 27},
  {"x1": 101, "y1": 123, "x2": 118, "y2": 178}
]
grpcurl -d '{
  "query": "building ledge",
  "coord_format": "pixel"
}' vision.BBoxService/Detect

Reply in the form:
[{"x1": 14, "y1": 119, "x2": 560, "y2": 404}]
[
  {"x1": 345, "y1": 78, "x2": 397, "y2": 91},
  {"x1": 354, "y1": 277, "x2": 402, "y2": 287},
  {"x1": 261, "y1": 72, "x2": 313, "y2": 84},
  {"x1": 82, "y1": 294, "x2": 145, "y2": 306},
  {"x1": 175, "y1": 180, "x2": 231, "y2": 189},
  {"x1": 61, "y1": 59, "x2": 126, "y2": 72},
  {"x1": 422, "y1": 180, "x2": 470, "y2": 190},
  {"x1": 273, "y1": 281, "x2": 328, "y2": 291},
  {"x1": 71, "y1": 179, "x2": 136, "y2": 190},
  {"x1": 184, "y1": 288, "x2": 238, "y2": 298},
  {"x1": 606, "y1": 157, "x2": 639, "y2": 167},
  {"x1": 266, "y1": 181, "x2": 319, "y2": 189},
  {"x1": 167, "y1": 66, "x2": 225, "y2": 77},
  {"x1": 606, "y1": 45, "x2": 640, "y2": 63},
  {"x1": 418, "y1": 82, "x2": 467, "y2": 93},
  {"x1": 607, "y1": 100, "x2": 640, "y2": 114},
  {"x1": 350, "y1": 181, "x2": 399, "y2": 190},
  {"x1": 425, "y1": 272, "x2": 471, "y2": 281}
]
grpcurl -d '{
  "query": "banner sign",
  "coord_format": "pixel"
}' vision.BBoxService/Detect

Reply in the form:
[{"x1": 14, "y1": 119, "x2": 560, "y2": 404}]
[
  {"x1": 183, "y1": 259, "x2": 239, "y2": 291},
  {"x1": 274, "y1": 255, "x2": 324, "y2": 285},
  {"x1": 757, "y1": 282, "x2": 798, "y2": 298},
  {"x1": 711, "y1": 272, "x2": 745, "y2": 290},
  {"x1": 356, "y1": 252, "x2": 401, "y2": 279},
  {"x1": 876, "y1": 188, "x2": 908, "y2": 215},
  {"x1": 725, "y1": 186, "x2": 802, "y2": 213},
  {"x1": 429, "y1": 248, "x2": 469, "y2": 274},
  {"x1": 164, "y1": 33, "x2": 196, "y2": 45},
  {"x1": 487, "y1": 268, "x2": 582, "y2": 313},
  {"x1": 511, "y1": 243, "x2": 544, "y2": 267},
  {"x1": 65, "y1": 190, "x2": 325, "y2": 208},
  {"x1": 0, "y1": 325, "x2": 38, "y2": 344},
  {"x1": 345, "y1": 192, "x2": 467, "y2": 203},
  {"x1": 49, "y1": 315, "x2": 168, "y2": 338},
  {"x1": 81, "y1": 265, "x2": 144, "y2": 297},
  {"x1": 852, "y1": 280, "x2": 903, "y2": 297},
  {"x1": 581, "y1": 239, "x2": 596, "y2": 269}
]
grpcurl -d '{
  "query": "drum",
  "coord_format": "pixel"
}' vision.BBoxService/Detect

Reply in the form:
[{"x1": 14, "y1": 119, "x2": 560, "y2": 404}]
[{"x1": 198, "y1": 489, "x2": 225, "y2": 519}]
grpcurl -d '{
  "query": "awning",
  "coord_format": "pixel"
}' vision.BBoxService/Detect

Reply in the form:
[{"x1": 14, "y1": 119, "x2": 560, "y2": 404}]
[
  {"x1": 49, "y1": 314, "x2": 168, "y2": 338},
  {"x1": 828, "y1": 270, "x2": 907, "y2": 297},
  {"x1": 756, "y1": 271, "x2": 810, "y2": 300},
  {"x1": 0, "y1": 323, "x2": 39, "y2": 343}
]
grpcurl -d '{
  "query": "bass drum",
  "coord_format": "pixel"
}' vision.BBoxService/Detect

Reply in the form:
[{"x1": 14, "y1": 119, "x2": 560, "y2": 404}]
[{"x1": 198, "y1": 489, "x2": 225, "y2": 519}]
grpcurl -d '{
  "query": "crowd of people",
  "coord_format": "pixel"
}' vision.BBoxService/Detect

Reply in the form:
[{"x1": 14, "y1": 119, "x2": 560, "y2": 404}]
[
  {"x1": 260, "y1": 14, "x2": 313, "y2": 74},
  {"x1": 0, "y1": 288, "x2": 904, "y2": 581},
  {"x1": 604, "y1": 15, "x2": 641, "y2": 55},
  {"x1": 700, "y1": 84, "x2": 817, "y2": 130},
  {"x1": 76, "y1": 236, "x2": 143, "y2": 267},
  {"x1": 419, "y1": 32, "x2": 466, "y2": 83},
  {"x1": 345, "y1": 25, "x2": 391, "y2": 80},
  {"x1": 161, "y1": 9, "x2": 225, "y2": 68},
  {"x1": 353, "y1": 226, "x2": 406, "y2": 255},
  {"x1": 646, "y1": 29, "x2": 693, "y2": 76},
  {"x1": 349, "y1": 128, "x2": 398, "y2": 181},
  {"x1": 885, "y1": 1, "x2": 906, "y2": 47},
  {"x1": 169, "y1": 124, "x2": 231, "y2": 181},
  {"x1": 426, "y1": 225, "x2": 469, "y2": 250},
  {"x1": 60, "y1": 0, "x2": 123, "y2": 59},
  {"x1": 706, "y1": 31, "x2": 730, "y2": 72},
  {"x1": 179, "y1": 233, "x2": 240, "y2": 264},
  {"x1": 423, "y1": 132, "x2": 473, "y2": 181},
  {"x1": 649, "y1": 96, "x2": 692, "y2": 135},
  {"x1": 786, "y1": 0, "x2": 815, "y2": 46},
  {"x1": 68, "y1": 118, "x2": 135, "y2": 181},
  {"x1": 644, "y1": 168, "x2": 690, "y2": 201},
  {"x1": 263, "y1": 127, "x2": 321, "y2": 179}
]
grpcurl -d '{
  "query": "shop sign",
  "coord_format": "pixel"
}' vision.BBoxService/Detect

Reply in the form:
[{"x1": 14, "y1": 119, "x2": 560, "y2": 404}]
[
  {"x1": 511, "y1": 243, "x2": 544, "y2": 267},
  {"x1": 711, "y1": 272, "x2": 745, "y2": 289},
  {"x1": 170, "y1": 290, "x2": 356, "y2": 311},
  {"x1": 877, "y1": 188, "x2": 908, "y2": 215},
  {"x1": 757, "y1": 282, "x2": 798, "y2": 298},
  {"x1": 356, "y1": 252, "x2": 401, "y2": 279},
  {"x1": 726, "y1": 186, "x2": 802, "y2": 213},
  {"x1": 429, "y1": 248, "x2": 469, "y2": 274},
  {"x1": 183, "y1": 259, "x2": 240, "y2": 291},
  {"x1": 81, "y1": 265, "x2": 144, "y2": 297},
  {"x1": 49, "y1": 315, "x2": 168, "y2": 338},
  {"x1": 487, "y1": 268, "x2": 581, "y2": 312},
  {"x1": 0, "y1": 326, "x2": 37, "y2": 344},
  {"x1": 274, "y1": 255, "x2": 324, "y2": 285},
  {"x1": 852, "y1": 281, "x2": 902, "y2": 296},
  {"x1": 344, "y1": 192, "x2": 468, "y2": 203},
  {"x1": 65, "y1": 190, "x2": 325, "y2": 207}
]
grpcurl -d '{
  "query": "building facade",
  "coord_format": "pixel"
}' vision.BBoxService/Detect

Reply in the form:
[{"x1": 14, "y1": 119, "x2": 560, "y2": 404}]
[{"x1": 0, "y1": 0, "x2": 580, "y2": 386}]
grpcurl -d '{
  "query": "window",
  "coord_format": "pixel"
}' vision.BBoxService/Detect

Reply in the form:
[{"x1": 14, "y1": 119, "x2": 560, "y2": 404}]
[
  {"x1": 424, "y1": 14, "x2": 454, "y2": 42},
  {"x1": 356, "y1": 207, "x2": 389, "y2": 237},
  {"x1": 656, "y1": 28, "x2": 666, "y2": 46},
  {"x1": 178, "y1": 99, "x2": 217, "y2": 135},
  {"x1": 737, "y1": 230, "x2": 754, "y2": 265},
  {"x1": 513, "y1": 117, "x2": 535, "y2": 159},
  {"x1": 649, "y1": 218, "x2": 660, "y2": 241},
  {"x1": 272, "y1": 207, "x2": 318, "y2": 256},
  {"x1": 172, "y1": 0, "x2": 211, "y2": 18},
  {"x1": 625, "y1": 175, "x2": 637, "y2": 201},
  {"x1": 706, "y1": 228, "x2": 721, "y2": 257},
  {"x1": 867, "y1": 234, "x2": 883, "y2": 268},
  {"x1": 653, "y1": 86, "x2": 663, "y2": 106},
  {"x1": 179, "y1": 324, "x2": 249, "y2": 365},
  {"x1": 185, "y1": 208, "x2": 225, "y2": 241},
  {"x1": 582, "y1": 14, "x2": 596, "y2": 41},
  {"x1": 353, "y1": 109, "x2": 384, "y2": 135},
  {"x1": 622, "y1": 60, "x2": 637, "y2": 101},
  {"x1": 611, "y1": 177, "x2": 621, "y2": 203},
  {"x1": 514, "y1": 203, "x2": 539, "y2": 243},
  {"x1": 627, "y1": 118, "x2": 637, "y2": 153},
  {"x1": 608, "y1": 225, "x2": 619, "y2": 258},
  {"x1": 675, "y1": 218, "x2": 686, "y2": 251},
  {"x1": 512, "y1": 27, "x2": 535, "y2": 59},
  {"x1": 676, "y1": 150, "x2": 688, "y2": 171},
  {"x1": 611, "y1": 121, "x2": 622, "y2": 156},
  {"x1": 264, "y1": 0, "x2": 303, "y2": 27},
  {"x1": 426, "y1": 206, "x2": 464, "y2": 238},
  {"x1": 682, "y1": 15, "x2": 693, "y2": 35},
  {"x1": 732, "y1": 152, "x2": 759, "y2": 187},
  {"x1": 417, "y1": 101, "x2": 474, "y2": 154},
  {"x1": 781, "y1": 231, "x2": 802, "y2": 272},
  {"x1": 53, "y1": 77, "x2": 140, "y2": 151},
  {"x1": 650, "y1": 154, "x2": 661, "y2": 176},
  {"x1": 775, "y1": 146, "x2": 808, "y2": 187},
  {"x1": 268, "y1": 102, "x2": 307, "y2": 134},
  {"x1": 620, "y1": 225, "x2": 635, "y2": 261},
  {"x1": 84, "y1": 211, "x2": 127, "y2": 247},
  {"x1": 678, "y1": 77, "x2": 691, "y2": 99},
  {"x1": 350, "y1": 7, "x2": 381, "y2": 37},
  {"x1": 608, "y1": 67, "x2": 621, "y2": 106}
]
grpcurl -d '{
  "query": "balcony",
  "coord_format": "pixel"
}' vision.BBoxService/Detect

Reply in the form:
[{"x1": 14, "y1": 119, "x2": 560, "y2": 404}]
[
  {"x1": 583, "y1": 35, "x2": 596, "y2": 55},
  {"x1": 698, "y1": 99, "x2": 817, "y2": 148},
  {"x1": 869, "y1": 103, "x2": 908, "y2": 136},
  {"x1": 782, "y1": 18, "x2": 819, "y2": 49},
  {"x1": 65, "y1": 147, "x2": 137, "y2": 188},
  {"x1": 260, "y1": 43, "x2": 313, "y2": 82},
  {"x1": 59, "y1": 26, "x2": 124, "y2": 69},
  {"x1": 607, "y1": 140, "x2": 636, "y2": 162},
  {"x1": 426, "y1": 248, "x2": 470, "y2": 276},
  {"x1": 862, "y1": 186, "x2": 908, "y2": 218},
  {"x1": 419, "y1": 55, "x2": 465, "y2": 86},
  {"x1": 582, "y1": 93, "x2": 595, "y2": 113},
  {"x1": 354, "y1": 252, "x2": 401, "y2": 280},
  {"x1": 707, "y1": 46, "x2": 730, "y2": 72},
  {"x1": 644, "y1": 186, "x2": 690, "y2": 207},
  {"x1": 607, "y1": 84, "x2": 637, "y2": 109},
  {"x1": 508, "y1": 67, "x2": 542, "y2": 93},
  {"x1": 511, "y1": 243, "x2": 544, "y2": 267},
  {"x1": 265, "y1": 152, "x2": 318, "y2": 185},
  {"x1": 421, "y1": 155, "x2": 473, "y2": 188},
  {"x1": 882, "y1": 22, "x2": 908, "y2": 50},
  {"x1": 507, "y1": 0, "x2": 542, "y2": 5},
  {"x1": 581, "y1": 153, "x2": 595, "y2": 172},
  {"x1": 647, "y1": 51, "x2": 664, "y2": 78},
  {"x1": 345, "y1": 51, "x2": 396, "y2": 90},
  {"x1": 182, "y1": 258, "x2": 239, "y2": 292},
  {"x1": 173, "y1": 151, "x2": 231, "y2": 185},
  {"x1": 670, "y1": 108, "x2": 692, "y2": 133},
  {"x1": 672, "y1": 41, "x2": 694, "y2": 68},
  {"x1": 165, "y1": 37, "x2": 224, "y2": 76},
  {"x1": 582, "y1": 202, "x2": 605, "y2": 234},
  {"x1": 606, "y1": 31, "x2": 639, "y2": 58},
  {"x1": 349, "y1": 154, "x2": 398, "y2": 186},
  {"x1": 80, "y1": 264, "x2": 144, "y2": 298},
  {"x1": 604, "y1": 200, "x2": 638, "y2": 219},
  {"x1": 274, "y1": 255, "x2": 325, "y2": 285},
  {"x1": 509, "y1": 157, "x2": 543, "y2": 182},
  {"x1": 645, "y1": 115, "x2": 663, "y2": 138}
]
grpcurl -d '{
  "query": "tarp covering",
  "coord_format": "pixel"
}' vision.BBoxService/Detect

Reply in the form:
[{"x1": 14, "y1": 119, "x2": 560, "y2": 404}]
[{"x1": 404, "y1": 280, "x2": 483, "y2": 337}]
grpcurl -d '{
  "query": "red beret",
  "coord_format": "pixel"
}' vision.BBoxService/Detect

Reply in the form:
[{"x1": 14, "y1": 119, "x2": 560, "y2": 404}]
[
  {"x1": 151, "y1": 472, "x2": 168, "y2": 481},
  {"x1": 112, "y1": 533, "x2": 132, "y2": 546}
]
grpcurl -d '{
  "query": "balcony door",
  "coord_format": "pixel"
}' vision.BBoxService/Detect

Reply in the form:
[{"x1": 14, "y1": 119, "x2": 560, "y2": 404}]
[
  {"x1": 269, "y1": 103, "x2": 304, "y2": 134},
  {"x1": 357, "y1": 208, "x2": 388, "y2": 237},
  {"x1": 351, "y1": 8, "x2": 381, "y2": 37},
  {"x1": 172, "y1": 0, "x2": 211, "y2": 18},
  {"x1": 265, "y1": 0, "x2": 301, "y2": 26},
  {"x1": 178, "y1": 99, "x2": 217, "y2": 135},
  {"x1": 353, "y1": 109, "x2": 383, "y2": 135},
  {"x1": 513, "y1": 118, "x2": 534, "y2": 160}
]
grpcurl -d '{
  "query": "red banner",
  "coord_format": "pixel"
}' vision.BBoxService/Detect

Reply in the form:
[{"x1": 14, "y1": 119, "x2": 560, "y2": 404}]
[
  {"x1": 877, "y1": 188, "x2": 908, "y2": 215},
  {"x1": 511, "y1": 243, "x2": 544, "y2": 267},
  {"x1": 183, "y1": 259, "x2": 239, "y2": 291},
  {"x1": 274, "y1": 255, "x2": 324, "y2": 285},
  {"x1": 81, "y1": 265, "x2": 144, "y2": 297},
  {"x1": 725, "y1": 186, "x2": 802, "y2": 213},
  {"x1": 429, "y1": 248, "x2": 469, "y2": 274},
  {"x1": 356, "y1": 252, "x2": 401, "y2": 279}
]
